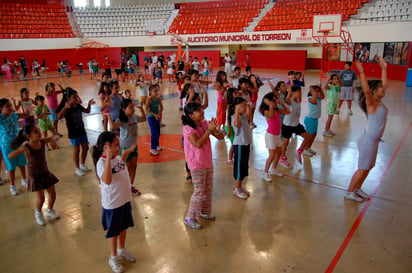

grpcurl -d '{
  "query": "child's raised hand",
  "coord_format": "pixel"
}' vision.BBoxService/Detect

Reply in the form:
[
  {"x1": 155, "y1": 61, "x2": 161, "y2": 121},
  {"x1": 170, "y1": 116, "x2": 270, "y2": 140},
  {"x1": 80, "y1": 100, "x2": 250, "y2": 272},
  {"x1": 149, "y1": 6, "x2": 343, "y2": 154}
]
[
  {"x1": 103, "y1": 142, "x2": 113, "y2": 158},
  {"x1": 88, "y1": 99, "x2": 96, "y2": 106},
  {"x1": 377, "y1": 56, "x2": 387, "y2": 69},
  {"x1": 11, "y1": 97, "x2": 15, "y2": 102}
]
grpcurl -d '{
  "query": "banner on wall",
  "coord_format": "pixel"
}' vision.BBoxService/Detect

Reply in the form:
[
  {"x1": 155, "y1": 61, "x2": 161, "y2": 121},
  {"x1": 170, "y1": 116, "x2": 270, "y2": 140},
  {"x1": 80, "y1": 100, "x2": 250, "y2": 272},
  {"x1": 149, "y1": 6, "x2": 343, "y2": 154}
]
[
  {"x1": 169, "y1": 29, "x2": 315, "y2": 45},
  {"x1": 354, "y1": 43, "x2": 371, "y2": 62},
  {"x1": 369, "y1": 43, "x2": 384, "y2": 63}
]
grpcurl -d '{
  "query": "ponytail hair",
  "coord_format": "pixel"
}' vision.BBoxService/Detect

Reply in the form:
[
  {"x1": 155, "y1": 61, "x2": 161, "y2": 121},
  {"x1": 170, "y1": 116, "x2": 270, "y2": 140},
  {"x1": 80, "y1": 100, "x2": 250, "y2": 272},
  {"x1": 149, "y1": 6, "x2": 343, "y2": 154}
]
[
  {"x1": 10, "y1": 123, "x2": 36, "y2": 149},
  {"x1": 56, "y1": 87, "x2": 78, "y2": 113},
  {"x1": 182, "y1": 102, "x2": 202, "y2": 129},
  {"x1": 92, "y1": 131, "x2": 118, "y2": 167},
  {"x1": 259, "y1": 92, "x2": 275, "y2": 115},
  {"x1": 119, "y1": 98, "x2": 132, "y2": 122},
  {"x1": 180, "y1": 82, "x2": 192, "y2": 99},
  {"x1": 358, "y1": 79, "x2": 382, "y2": 116}
]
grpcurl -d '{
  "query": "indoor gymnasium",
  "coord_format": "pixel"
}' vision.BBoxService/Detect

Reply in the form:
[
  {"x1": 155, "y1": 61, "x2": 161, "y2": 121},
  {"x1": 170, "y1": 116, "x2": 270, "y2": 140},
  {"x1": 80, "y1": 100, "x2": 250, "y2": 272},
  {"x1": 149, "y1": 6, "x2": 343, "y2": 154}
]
[{"x1": 0, "y1": 0, "x2": 412, "y2": 272}]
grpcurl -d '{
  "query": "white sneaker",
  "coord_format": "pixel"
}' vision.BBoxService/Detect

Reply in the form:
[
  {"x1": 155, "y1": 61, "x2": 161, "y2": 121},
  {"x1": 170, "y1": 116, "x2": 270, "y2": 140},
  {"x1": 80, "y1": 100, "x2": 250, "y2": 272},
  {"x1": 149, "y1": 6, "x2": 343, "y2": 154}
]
[
  {"x1": 233, "y1": 187, "x2": 248, "y2": 199},
  {"x1": 35, "y1": 210, "x2": 46, "y2": 226},
  {"x1": 335, "y1": 109, "x2": 340, "y2": 115},
  {"x1": 80, "y1": 164, "x2": 92, "y2": 172},
  {"x1": 108, "y1": 256, "x2": 124, "y2": 273},
  {"x1": 75, "y1": 168, "x2": 85, "y2": 177},
  {"x1": 10, "y1": 185, "x2": 19, "y2": 196},
  {"x1": 156, "y1": 146, "x2": 163, "y2": 151},
  {"x1": 323, "y1": 130, "x2": 334, "y2": 137},
  {"x1": 118, "y1": 249, "x2": 136, "y2": 263},
  {"x1": 150, "y1": 149, "x2": 159, "y2": 156},
  {"x1": 269, "y1": 169, "x2": 283, "y2": 177},
  {"x1": 262, "y1": 172, "x2": 272, "y2": 182},
  {"x1": 344, "y1": 191, "x2": 363, "y2": 202},
  {"x1": 21, "y1": 179, "x2": 28, "y2": 189},
  {"x1": 302, "y1": 150, "x2": 314, "y2": 157},
  {"x1": 307, "y1": 148, "x2": 317, "y2": 155},
  {"x1": 348, "y1": 109, "x2": 353, "y2": 116},
  {"x1": 355, "y1": 189, "x2": 371, "y2": 200},
  {"x1": 46, "y1": 209, "x2": 60, "y2": 220},
  {"x1": 200, "y1": 213, "x2": 216, "y2": 221}
]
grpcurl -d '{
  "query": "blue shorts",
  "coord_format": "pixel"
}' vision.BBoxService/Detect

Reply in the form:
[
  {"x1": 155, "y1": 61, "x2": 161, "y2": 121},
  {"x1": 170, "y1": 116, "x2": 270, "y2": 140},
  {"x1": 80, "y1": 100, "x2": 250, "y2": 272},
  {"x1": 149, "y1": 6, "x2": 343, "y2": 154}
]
[
  {"x1": 70, "y1": 135, "x2": 89, "y2": 146},
  {"x1": 49, "y1": 109, "x2": 58, "y2": 121},
  {"x1": 304, "y1": 117, "x2": 319, "y2": 135},
  {"x1": 203, "y1": 70, "x2": 209, "y2": 76},
  {"x1": 1, "y1": 145, "x2": 27, "y2": 171},
  {"x1": 102, "y1": 201, "x2": 134, "y2": 238}
]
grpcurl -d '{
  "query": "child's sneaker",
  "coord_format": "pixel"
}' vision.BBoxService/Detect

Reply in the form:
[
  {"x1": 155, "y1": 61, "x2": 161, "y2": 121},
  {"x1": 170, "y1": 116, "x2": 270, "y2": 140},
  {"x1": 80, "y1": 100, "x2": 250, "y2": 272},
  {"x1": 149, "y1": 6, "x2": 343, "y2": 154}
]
[
  {"x1": 348, "y1": 109, "x2": 353, "y2": 116},
  {"x1": 10, "y1": 185, "x2": 19, "y2": 196},
  {"x1": 35, "y1": 210, "x2": 46, "y2": 226},
  {"x1": 200, "y1": 213, "x2": 216, "y2": 221},
  {"x1": 307, "y1": 148, "x2": 317, "y2": 155},
  {"x1": 323, "y1": 130, "x2": 334, "y2": 137},
  {"x1": 262, "y1": 172, "x2": 272, "y2": 182},
  {"x1": 269, "y1": 168, "x2": 283, "y2": 177},
  {"x1": 295, "y1": 149, "x2": 303, "y2": 164},
  {"x1": 21, "y1": 179, "x2": 28, "y2": 189},
  {"x1": 75, "y1": 168, "x2": 85, "y2": 177},
  {"x1": 302, "y1": 150, "x2": 314, "y2": 157},
  {"x1": 150, "y1": 149, "x2": 159, "y2": 156},
  {"x1": 355, "y1": 189, "x2": 371, "y2": 200},
  {"x1": 233, "y1": 187, "x2": 248, "y2": 199},
  {"x1": 344, "y1": 191, "x2": 363, "y2": 202},
  {"x1": 241, "y1": 187, "x2": 250, "y2": 197},
  {"x1": 184, "y1": 217, "x2": 202, "y2": 229},
  {"x1": 156, "y1": 146, "x2": 162, "y2": 151},
  {"x1": 118, "y1": 248, "x2": 136, "y2": 263},
  {"x1": 80, "y1": 164, "x2": 92, "y2": 172},
  {"x1": 329, "y1": 130, "x2": 336, "y2": 136},
  {"x1": 131, "y1": 186, "x2": 141, "y2": 196},
  {"x1": 279, "y1": 156, "x2": 292, "y2": 169},
  {"x1": 45, "y1": 208, "x2": 60, "y2": 220},
  {"x1": 108, "y1": 256, "x2": 124, "y2": 273}
]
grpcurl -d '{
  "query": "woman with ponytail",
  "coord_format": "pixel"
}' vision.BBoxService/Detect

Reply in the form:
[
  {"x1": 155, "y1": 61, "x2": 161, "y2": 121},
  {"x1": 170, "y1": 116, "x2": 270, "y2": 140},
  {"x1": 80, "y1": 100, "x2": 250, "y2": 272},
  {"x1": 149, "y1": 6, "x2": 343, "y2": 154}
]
[
  {"x1": 92, "y1": 131, "x2": 137, "y2": 273},
  {"x1": 345, "y1": 57, "x2": 388, "y2": 202},
  {"x1": 9, "y1": 124, "x2": 60, "y2": 226},
  {"x1": 182, "y1": 102, "x2": 224, "y2": 230},
  {"x1": 0, "y1": 98, "x2": 29, "y2": 196}
]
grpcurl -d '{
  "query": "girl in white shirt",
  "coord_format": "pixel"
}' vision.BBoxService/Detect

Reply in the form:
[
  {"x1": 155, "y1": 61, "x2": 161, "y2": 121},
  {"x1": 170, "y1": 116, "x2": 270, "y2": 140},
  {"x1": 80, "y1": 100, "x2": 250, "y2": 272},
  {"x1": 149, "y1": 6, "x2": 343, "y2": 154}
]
[{"x1": 92, "y1": 131, "x2": 137, "y2": 273}]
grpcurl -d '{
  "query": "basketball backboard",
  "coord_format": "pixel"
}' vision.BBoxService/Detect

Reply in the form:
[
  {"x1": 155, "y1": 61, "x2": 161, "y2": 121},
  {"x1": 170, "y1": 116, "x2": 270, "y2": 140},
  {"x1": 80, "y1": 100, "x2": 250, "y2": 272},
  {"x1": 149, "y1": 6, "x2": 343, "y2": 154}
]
[{"x1": 312, "y1": 14, "x2": 342, "y2": 38}]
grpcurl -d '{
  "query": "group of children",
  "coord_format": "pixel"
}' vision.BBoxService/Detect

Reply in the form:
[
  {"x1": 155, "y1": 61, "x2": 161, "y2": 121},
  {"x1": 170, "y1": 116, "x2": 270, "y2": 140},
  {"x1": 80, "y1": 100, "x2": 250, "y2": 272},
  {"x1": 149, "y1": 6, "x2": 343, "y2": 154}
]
[
  {"x1": 180, "y1": 58, "x2": 388, "y2": 230},
  {"x1": 0, "y1": 56, "x2": 389, "y2": 272}
]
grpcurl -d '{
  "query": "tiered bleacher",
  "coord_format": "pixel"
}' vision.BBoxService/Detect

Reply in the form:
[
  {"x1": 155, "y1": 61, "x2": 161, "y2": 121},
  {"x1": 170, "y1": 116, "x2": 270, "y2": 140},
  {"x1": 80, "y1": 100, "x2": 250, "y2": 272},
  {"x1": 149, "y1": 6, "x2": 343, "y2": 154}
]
[
  {"x1": 73, "y1": 4, "x2": 174, "y2": 38},
  {"x1": 168, "y1": 0, "x2": 269, "y2": 34},
  {"x1": 255, "y1": 0, "x2": 369, "y2": 31},
  {"x1": 349, "y1": 0, "x2": 412, "y2": 25},
  {"x1": 0, "y1": 3, "x2": 75, "y2": 39}
]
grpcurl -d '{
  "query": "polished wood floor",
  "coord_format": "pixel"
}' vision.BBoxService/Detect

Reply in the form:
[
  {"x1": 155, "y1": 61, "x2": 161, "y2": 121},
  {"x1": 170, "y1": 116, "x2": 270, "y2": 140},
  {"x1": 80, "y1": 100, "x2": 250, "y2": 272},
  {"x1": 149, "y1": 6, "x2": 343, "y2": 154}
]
[{"x1": 0, "y1": 69, "x2": 411, "y2": 273}]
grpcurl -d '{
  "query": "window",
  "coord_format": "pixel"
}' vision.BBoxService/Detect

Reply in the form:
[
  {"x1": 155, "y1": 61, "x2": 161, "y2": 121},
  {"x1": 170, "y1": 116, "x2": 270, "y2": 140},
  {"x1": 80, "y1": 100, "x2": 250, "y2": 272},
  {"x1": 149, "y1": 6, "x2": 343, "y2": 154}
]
[
  {"x1": 74, "y1": 0, "x2": 87, "y2": 8},
  {"x1": 105, "y1": 0, "x2": 110, "y2": 7}
]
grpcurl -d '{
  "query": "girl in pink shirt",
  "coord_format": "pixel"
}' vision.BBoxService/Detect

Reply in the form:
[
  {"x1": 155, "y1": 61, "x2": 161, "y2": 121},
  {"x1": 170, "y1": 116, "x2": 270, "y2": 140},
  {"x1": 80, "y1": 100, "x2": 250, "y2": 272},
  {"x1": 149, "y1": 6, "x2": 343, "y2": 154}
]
[
  {"x1": 259, "y1": 92, "x2": 290, "y2": 182},
  {"x1": 45, "y1": 82, "x2": 64, "y2": 136},
  {"x1": 182, "y1": 102, "x2": 224, "y2": 230}
]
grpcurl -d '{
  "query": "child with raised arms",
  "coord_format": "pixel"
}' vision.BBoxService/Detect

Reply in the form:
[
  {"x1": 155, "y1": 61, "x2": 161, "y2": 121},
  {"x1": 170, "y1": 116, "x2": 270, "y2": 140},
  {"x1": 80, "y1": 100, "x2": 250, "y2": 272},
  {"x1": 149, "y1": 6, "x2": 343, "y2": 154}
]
[
  {"x1": 92, "y1": 131, "x2": 137, "y2": 273},
  {"x1": 232, "y1": 97, "x2": 252, "y2": 199},
  {"x1": 280, "y1": 86, "x2": 311, "y2": 167},
  {"x1": 12, "y1": 87, "x2": 35, "y2": 125},
  {"x1": 182, "y1": 102, "x2": 224, "y2": 229},
  {"x1": 345, "y1": 58, "x2": 388, "y2": 202},
  {"x1": 107, "y1": 99, "x2": 146, "y2": 196},
  {"x1": 9, "y1": 124, "x2": 60, "y2": 225},
  {"x1": 0, "y1": 98, "x2": 28, "y2": 195},
  {"x1": 260, "y1": 92, "x2": 290, "y2": 182},
  {"x1": 57, "y1": 88, "x2": 95, "y2": 177},
  {"x1": 34, "y1": 95, "x2": 59, "y2": 150},
  {"x1": 303, "y1": 85, "x2": 325, "y2": 157},
  {"x1": 45, "y1": 82, "x2": 64, "y2": 136},
  {"x1": 323, "y1": 74, "x2": 341, "y2": 137}
]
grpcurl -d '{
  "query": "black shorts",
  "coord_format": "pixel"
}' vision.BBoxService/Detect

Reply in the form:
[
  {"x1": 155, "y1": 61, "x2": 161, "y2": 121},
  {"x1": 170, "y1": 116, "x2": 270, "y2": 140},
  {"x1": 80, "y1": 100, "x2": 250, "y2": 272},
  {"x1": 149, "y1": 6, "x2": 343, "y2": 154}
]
[
  {"x1": 281, "y1": 124, "x2": 306, "y2": 139},
  {"x1": 233, "y1": 145, "x2": 250, "y2": 181}
]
